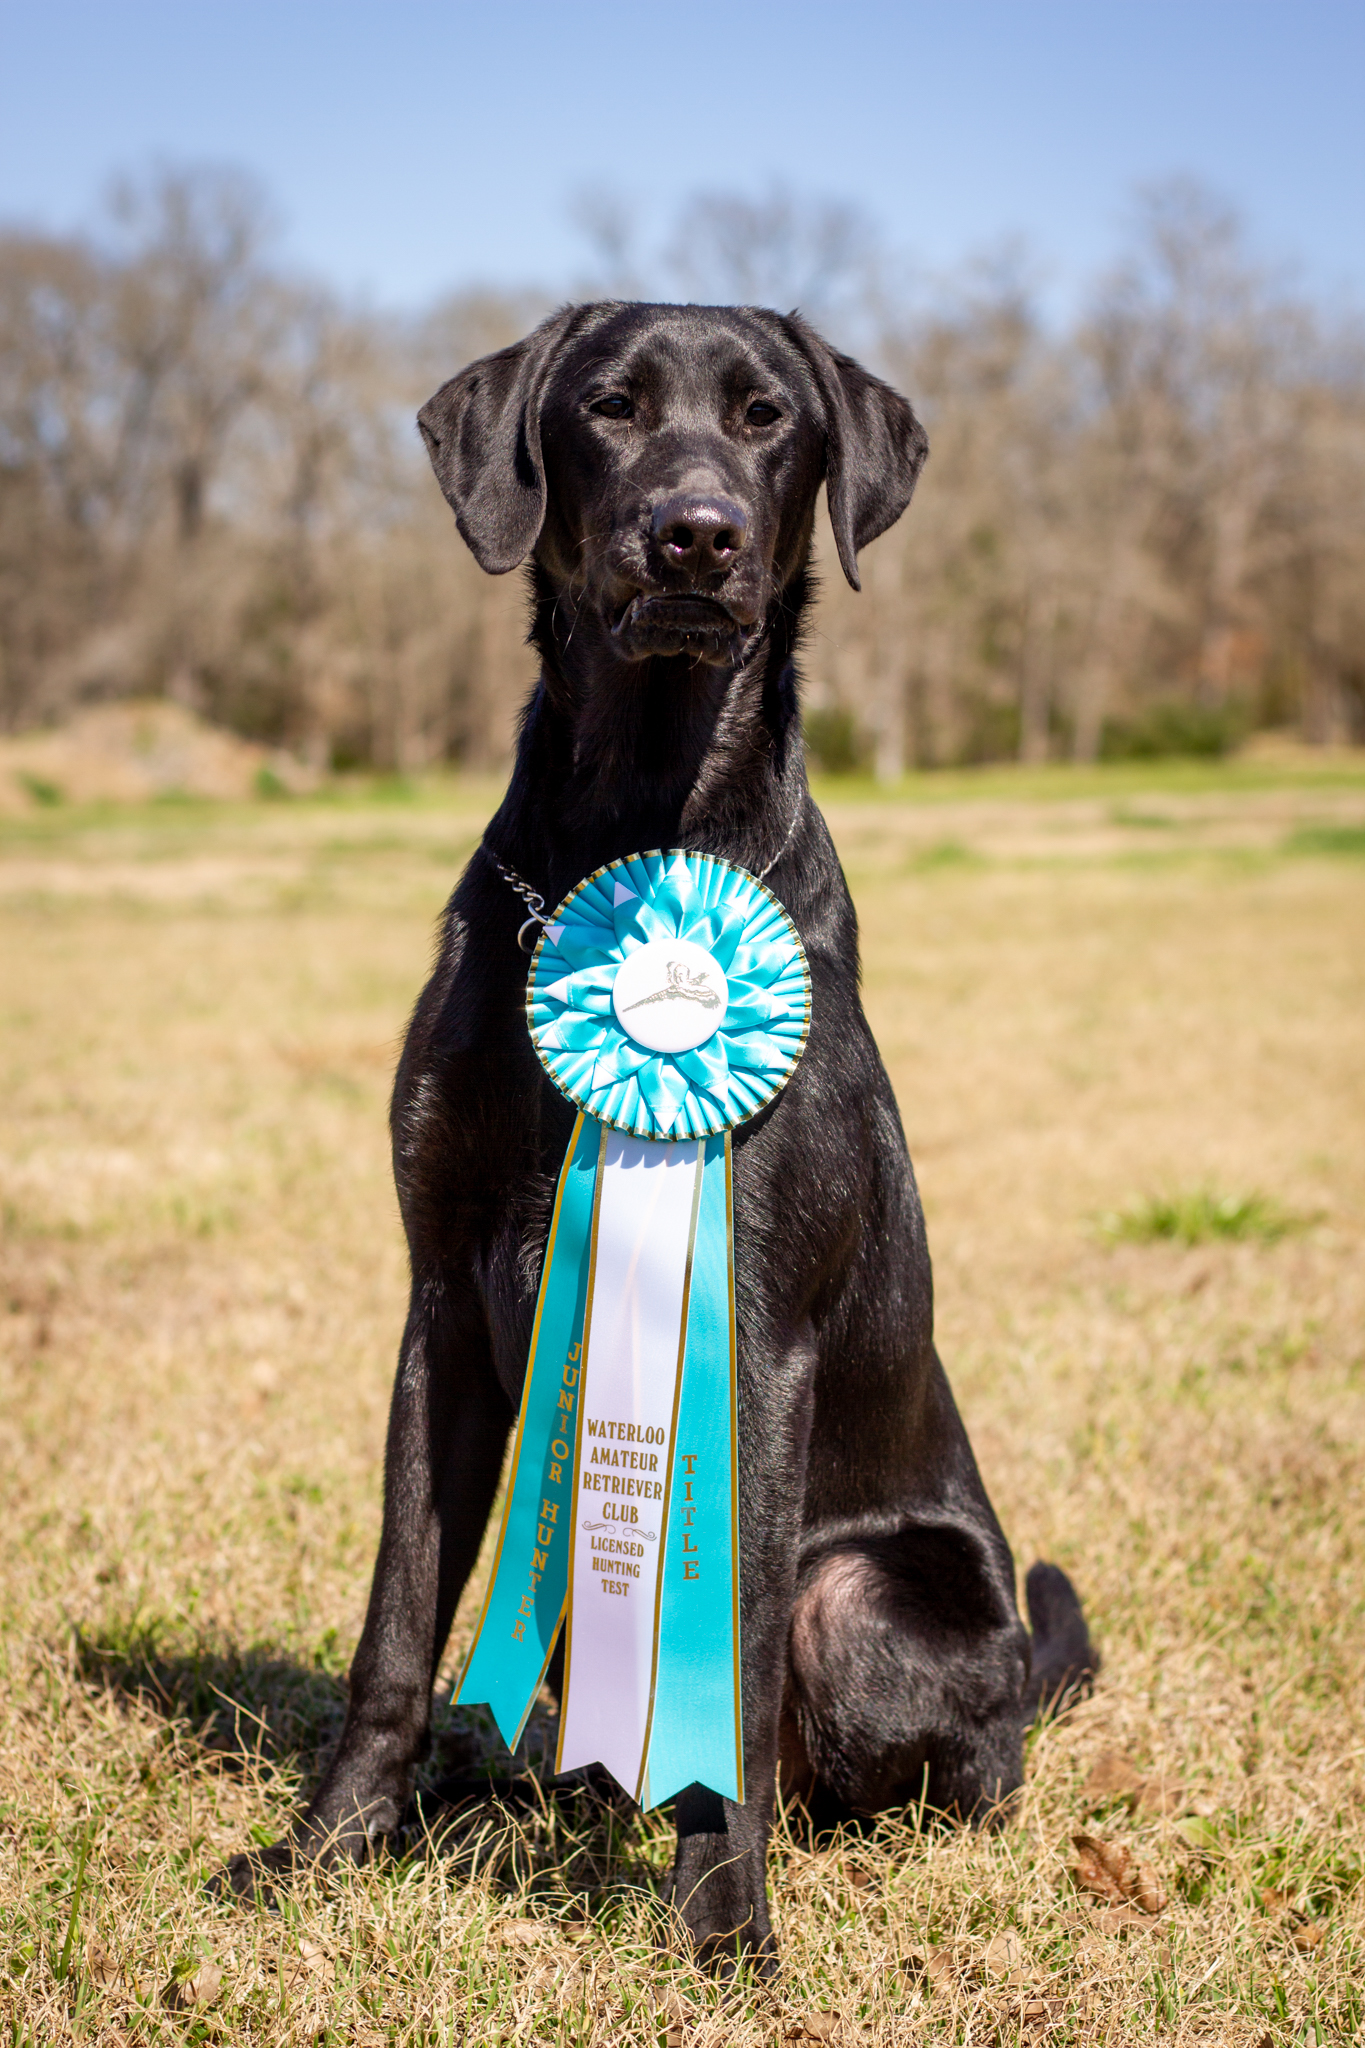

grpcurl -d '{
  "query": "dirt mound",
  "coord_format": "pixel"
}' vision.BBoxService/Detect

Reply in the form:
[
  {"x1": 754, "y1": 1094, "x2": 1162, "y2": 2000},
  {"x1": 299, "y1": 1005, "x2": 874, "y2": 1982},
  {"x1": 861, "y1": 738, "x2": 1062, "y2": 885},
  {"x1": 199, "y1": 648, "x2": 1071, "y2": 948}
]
[{"x1": 0, "y1": 701, "x2": 318, "y2": 812}]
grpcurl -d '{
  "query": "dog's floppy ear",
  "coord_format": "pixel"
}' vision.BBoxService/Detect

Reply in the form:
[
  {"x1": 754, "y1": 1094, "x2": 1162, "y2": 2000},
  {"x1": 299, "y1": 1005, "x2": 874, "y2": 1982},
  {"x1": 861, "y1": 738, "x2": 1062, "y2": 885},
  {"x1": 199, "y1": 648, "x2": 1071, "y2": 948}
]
[
  {"x1": 785, "y1": 315, "x2": 928, "y2": 591},
  {"x1": 418, "y1": 305, "x2": 583, "y2": 575}
]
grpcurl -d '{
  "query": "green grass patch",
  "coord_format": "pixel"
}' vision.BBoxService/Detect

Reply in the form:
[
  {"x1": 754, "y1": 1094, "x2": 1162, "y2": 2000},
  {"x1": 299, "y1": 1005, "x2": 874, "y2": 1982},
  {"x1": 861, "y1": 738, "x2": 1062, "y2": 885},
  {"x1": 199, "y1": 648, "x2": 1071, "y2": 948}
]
[
  {"x1": 15, "y1": 770, "x2": 63, "y2": 807},
  {"x1": 1109, "y1": 804, "x2": 1179, "y2": 829},
  {"x1": 809, "y1": 748, "x2": 1365, "y2": 808},
  {"x1": 1284, "y1": 822, "x2": 1365, "y2": 856},
  {"x1": 1100, "y1": 699, "x2": 1247, "y2": 761},
  {"x1": 907, "y1": 838, "x2": 983, "y2": 872},
  {"x1": 1099, "y1": 1187, "x2": 1308, "y2": 1246}
]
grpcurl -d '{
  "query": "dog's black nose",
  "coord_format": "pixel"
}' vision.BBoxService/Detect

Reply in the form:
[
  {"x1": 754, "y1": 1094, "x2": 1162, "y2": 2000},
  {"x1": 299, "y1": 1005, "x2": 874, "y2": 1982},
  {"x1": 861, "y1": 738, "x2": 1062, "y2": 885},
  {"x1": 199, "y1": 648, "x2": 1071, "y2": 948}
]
[{"x1": 650, "y1": 495, "x2": 749, "y2": 573}]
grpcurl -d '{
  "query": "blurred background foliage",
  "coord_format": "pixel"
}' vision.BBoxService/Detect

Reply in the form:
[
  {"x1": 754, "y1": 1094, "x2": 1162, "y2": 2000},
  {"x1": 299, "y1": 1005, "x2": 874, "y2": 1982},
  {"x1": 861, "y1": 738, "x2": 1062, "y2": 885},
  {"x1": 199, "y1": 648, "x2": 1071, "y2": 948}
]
[{"x1": 2, "y1": 165, "x2": 1363, "y2": 775}]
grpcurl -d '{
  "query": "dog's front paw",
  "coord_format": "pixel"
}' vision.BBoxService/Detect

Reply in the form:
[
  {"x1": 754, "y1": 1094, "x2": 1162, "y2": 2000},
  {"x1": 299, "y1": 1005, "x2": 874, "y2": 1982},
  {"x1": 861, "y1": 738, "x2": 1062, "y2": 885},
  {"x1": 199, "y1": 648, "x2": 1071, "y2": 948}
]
[
  {"x1": 690, "y1": 1921, "x2": 779, "y2": 1981},
  {"x1": 211, "y1": 1804, "x2": 380, "y2": 1908},
  {"x1": 667, "y1": 1813, "x2": 777, "y2": 1976},
  {"x1": 210, "y1": 1839, "x2": 299, "y2": 1910}
]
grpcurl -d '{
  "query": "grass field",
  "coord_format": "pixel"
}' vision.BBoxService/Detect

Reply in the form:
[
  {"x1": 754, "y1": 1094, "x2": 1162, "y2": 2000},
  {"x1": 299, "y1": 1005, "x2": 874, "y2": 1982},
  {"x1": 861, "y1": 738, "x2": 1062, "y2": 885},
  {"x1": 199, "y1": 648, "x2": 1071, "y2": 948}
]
[{"x1": 2, "y1": 755, "x2": 1363, "y2": 2046}]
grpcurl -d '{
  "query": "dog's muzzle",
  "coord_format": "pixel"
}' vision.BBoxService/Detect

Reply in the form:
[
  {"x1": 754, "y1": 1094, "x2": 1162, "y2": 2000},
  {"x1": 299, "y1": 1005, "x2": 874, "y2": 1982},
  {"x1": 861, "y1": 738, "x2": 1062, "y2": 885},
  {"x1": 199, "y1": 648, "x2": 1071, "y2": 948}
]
[{"x1": 611, "y1": 592, "x2": 751, "y2": 663}]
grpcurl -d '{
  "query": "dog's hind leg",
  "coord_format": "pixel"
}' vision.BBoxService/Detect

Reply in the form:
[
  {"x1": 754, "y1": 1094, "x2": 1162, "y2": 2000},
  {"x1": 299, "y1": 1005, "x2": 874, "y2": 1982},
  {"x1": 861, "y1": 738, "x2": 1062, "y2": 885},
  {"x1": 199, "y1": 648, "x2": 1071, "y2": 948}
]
[
  {"x1": 219, "y1": 1274, "x2": 510, "y2": 1893},
  {"x1": 663, "y1": 1327, "x2": 820, "y2": 1975},
  {"x1": 785, "y1": 1519, "x2": 1032, "y2": 1825}
]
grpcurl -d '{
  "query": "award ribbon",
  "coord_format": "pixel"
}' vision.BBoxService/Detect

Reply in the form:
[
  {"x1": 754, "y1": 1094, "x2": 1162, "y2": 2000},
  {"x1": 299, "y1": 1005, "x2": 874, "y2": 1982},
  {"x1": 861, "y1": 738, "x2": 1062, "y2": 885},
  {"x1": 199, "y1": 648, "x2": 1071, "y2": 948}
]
[{"x1": 455, "y1": 850, "x2": 810, "y2": 1808}]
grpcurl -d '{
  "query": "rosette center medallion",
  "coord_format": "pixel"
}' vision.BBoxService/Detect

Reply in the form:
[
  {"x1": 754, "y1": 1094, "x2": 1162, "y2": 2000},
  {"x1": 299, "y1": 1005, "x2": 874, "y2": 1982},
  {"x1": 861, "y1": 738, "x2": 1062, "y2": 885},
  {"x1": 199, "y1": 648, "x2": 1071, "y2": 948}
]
[
  {"x1": 528, "y1": 848, "x2": 810, "y2": 1141},
  {"x1": 612, "y1": 937, "x2": 729, "y2": 1053}
]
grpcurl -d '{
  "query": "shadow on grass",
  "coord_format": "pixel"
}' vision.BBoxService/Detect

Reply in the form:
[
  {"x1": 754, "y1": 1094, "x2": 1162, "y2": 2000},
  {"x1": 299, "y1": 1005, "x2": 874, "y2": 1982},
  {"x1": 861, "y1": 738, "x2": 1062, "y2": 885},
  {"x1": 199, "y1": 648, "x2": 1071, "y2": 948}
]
[
  {"x1": 409, "y1": 1767, "x2": 667, "y2": 1914},
  {"x1": 72, "y1": 1620, "x2": 664, "y2": 1910},
  {"x1": 73, "y1": 1619, "x2": 349, "y2": 1774}
]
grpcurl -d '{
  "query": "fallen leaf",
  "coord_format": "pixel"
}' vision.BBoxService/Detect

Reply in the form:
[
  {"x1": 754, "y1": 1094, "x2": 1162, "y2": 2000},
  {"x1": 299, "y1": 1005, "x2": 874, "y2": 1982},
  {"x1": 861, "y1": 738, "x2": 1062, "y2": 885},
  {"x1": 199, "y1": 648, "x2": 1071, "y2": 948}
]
[
  {"x1": 161, "y1": 1962, "x2": 223, "y2": 2011},
  {"x1": 663, "y1": 2029, "x2": 684, "y2": 2048},
  {"x1": 786, "y1": 2018, "x2": 839, "y2": 2043},
  {"x1": 1071, "y1": 1833, "x2": 1166, "y2": 1914},
  {"x1": 297, "y1": 1939, "x2": 332, "y2": 1979},
  {"x1": 999, "y1": 1994, "x2": 1059, "y2": 2039},
  {"x1": 1130, "y1": 1864, "x2": 1169, "y2": 1914},
  {"x1": 1259, "y1": 1887, "x2": 1293, "y2": 1917},
  {"x1": 1082, "y1": 1750, "x2": 1186, "y2": 1814},
  {"x1": 844, "y1": 1862, "x2": 872, "y2": 1890},
  {"x1": 85, "y1": 1944, "x2": 122, "y2": 1989},
  {"x1": 984, "y1": 1929, "x2": 1028, "y2": 1981},
  {"x1": 1175, "y1": 1815, "x2": 1220, "y2": 1853},
  {"x1": 1291, "y1": 1919, "x2": 1324, "y2": 1953},
  {"x1": 901, "y1": 1947, "x2": 957, "y2": 1993},
  {"x1": 1071, "y1": 1833, "x2": 1132, "y2": 1906},
  {"x1": 1084, "y1": 1751, "x2": 1145, "y2": 1804}
]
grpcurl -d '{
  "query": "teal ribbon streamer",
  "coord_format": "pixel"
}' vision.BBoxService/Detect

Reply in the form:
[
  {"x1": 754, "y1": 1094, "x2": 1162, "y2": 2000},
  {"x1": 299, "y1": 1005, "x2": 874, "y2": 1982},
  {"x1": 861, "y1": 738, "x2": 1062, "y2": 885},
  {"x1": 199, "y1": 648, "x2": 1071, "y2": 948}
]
[
  {"x1": 455, "y1": 1113, "x2": 598, "y2": 1751},
  {"x1": 455, "y1": 1119, "x2": 743, "y2": 1808},
  {"x1": 641, "y1": 1129, "x2": 743, "y2": 1808}
]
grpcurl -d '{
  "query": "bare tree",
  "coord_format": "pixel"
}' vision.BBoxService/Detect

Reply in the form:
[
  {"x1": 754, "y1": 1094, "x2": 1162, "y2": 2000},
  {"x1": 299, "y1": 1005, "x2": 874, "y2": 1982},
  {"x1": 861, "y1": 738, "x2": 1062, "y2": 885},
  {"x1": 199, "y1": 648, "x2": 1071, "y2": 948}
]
[
  {"x1": 2, "y1": 166, "x2": 1361, "y2": 768},
  {"x1": 663, "y1": 185, "x2": 879, "y2": 344}
]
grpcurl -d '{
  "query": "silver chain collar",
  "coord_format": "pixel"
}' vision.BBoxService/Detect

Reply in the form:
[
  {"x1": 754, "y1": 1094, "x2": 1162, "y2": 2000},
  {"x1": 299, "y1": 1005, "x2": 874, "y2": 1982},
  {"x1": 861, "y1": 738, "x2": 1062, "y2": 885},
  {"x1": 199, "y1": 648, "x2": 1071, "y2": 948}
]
[
  {"x1": 485, "y1": 798, "x2": 803, "y2": 954},
  {"x1": 485, "y1": 854, "x2": 554, "y2": 953}
]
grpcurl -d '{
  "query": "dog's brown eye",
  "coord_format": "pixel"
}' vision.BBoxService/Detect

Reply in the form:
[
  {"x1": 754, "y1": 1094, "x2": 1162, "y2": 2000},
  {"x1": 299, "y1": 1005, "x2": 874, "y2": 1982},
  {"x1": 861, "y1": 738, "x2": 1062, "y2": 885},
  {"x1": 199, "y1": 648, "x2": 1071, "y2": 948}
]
[
  {"x1": 746, "y1": 401, "x2": 780, "y2": 426},
  {"x1": 591, "y1": 395, "x2": 633, "y2": 420}
]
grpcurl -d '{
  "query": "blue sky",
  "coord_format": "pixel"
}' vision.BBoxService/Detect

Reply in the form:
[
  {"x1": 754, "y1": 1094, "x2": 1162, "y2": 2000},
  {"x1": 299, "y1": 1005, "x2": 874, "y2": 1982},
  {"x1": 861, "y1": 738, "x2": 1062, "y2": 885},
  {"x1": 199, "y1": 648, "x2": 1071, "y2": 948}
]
[{"x1": 1, "y1": 0, "x2": 1361, "y2": 312}]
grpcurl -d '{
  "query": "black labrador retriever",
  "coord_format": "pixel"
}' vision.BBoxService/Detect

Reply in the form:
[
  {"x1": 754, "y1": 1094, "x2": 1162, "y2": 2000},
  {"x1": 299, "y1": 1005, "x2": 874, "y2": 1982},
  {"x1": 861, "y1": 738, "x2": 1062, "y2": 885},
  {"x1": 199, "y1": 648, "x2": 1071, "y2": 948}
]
[{"x1": 224, "y1": 301, "x2": 1094, "y2": 1968}]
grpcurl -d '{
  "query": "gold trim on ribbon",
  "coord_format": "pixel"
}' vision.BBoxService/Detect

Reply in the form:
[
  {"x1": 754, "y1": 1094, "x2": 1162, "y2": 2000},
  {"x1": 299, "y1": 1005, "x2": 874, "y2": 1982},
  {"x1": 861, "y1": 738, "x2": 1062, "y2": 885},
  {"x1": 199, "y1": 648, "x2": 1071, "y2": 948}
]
[
  {"x1": 725, "y1": 1129, "x2": 745, "y2": 1804},
  {"x1": 453, "y1": 1109, "x2": 586, "y2": 1737}
]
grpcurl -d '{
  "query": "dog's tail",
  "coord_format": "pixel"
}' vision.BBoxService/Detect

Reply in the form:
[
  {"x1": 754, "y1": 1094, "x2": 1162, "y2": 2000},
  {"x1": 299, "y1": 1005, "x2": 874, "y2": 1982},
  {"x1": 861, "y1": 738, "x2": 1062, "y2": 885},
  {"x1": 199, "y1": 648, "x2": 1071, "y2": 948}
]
[{"x1": 1022, "y1": 1561, "x2": 1098, "y2": 1722}]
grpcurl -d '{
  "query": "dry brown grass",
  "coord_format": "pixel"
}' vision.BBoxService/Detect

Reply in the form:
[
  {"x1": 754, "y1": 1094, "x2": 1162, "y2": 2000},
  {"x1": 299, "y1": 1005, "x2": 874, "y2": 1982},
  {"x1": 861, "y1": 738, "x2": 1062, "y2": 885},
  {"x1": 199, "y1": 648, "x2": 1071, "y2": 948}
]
[{"x1": 2, "y1": 760, "x2": 1363, "y2": 2045}]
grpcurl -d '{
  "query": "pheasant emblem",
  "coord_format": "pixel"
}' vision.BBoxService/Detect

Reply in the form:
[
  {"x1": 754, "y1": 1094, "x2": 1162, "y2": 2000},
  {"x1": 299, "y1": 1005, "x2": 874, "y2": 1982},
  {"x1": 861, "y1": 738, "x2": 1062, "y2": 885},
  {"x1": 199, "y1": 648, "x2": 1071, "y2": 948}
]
[{"x1": 621, "y1": 958, "x2": 722, "y2": 1014}]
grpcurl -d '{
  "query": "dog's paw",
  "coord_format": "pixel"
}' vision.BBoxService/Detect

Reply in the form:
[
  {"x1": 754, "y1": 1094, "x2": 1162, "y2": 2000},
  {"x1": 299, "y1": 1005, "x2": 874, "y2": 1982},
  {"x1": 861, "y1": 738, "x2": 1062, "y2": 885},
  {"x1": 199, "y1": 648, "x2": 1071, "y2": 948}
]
[
  {"x1": 702, "y1": 1934, "x2": 778, "y2": 1981},
  {"x1": 669, "y1": 1878, "x2": 779, "y2": 1977},
  {"x1": 209, "y1": 1840, "x2": 298, "y2": 1910}
]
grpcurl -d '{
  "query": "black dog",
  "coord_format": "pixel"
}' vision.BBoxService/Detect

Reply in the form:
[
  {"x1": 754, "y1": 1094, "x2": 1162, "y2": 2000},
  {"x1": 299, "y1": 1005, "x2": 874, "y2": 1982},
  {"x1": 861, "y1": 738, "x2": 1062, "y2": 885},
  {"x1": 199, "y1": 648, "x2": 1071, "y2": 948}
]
[{"x1": 225, "y1": 302, "x2": 1093, "y2": 1967}]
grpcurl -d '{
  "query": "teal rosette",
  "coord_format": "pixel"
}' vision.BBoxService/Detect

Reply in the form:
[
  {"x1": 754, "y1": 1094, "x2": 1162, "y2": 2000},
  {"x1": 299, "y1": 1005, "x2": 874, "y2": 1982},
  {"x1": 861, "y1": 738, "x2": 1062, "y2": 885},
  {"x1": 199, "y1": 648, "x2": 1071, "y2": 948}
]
[{"x1": 528, "y1": 850, "x2": 810, "y2": 1140}]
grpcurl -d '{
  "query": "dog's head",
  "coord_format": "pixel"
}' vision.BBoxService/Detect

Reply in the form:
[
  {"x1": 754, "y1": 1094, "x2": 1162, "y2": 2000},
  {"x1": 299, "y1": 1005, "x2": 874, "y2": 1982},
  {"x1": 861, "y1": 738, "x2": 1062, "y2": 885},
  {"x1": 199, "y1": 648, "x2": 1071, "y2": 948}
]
[{"x1": 418, "y1": 303, "x2": 927, "y2": 667}]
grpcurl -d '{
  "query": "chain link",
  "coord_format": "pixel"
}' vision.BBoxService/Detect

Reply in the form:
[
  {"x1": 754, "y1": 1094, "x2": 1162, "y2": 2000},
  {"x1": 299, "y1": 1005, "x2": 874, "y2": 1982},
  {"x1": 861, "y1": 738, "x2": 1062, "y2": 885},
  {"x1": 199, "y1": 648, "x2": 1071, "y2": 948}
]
[
  {"x1": 484, "y1": 794, "x2": 801, "y2": 951},
  {"x1": 485, "y1": 852, "x2": 552, "y2": 953},
  {"x1": 754, "y1": 794, "x2": 801, "y2": 880}
]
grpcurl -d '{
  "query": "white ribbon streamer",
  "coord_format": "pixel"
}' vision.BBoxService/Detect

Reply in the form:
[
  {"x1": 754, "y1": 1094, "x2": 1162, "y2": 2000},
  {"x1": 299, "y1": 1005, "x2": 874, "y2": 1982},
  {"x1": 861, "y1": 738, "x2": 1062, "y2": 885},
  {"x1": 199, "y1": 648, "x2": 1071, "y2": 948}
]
[{"x1": 557, "y1": 1132, "x2": 703, "y2": 1797}]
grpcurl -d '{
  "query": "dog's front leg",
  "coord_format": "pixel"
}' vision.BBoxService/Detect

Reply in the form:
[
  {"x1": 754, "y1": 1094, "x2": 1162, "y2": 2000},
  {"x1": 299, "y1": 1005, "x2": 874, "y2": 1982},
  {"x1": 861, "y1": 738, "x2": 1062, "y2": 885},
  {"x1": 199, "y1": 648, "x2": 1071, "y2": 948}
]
[
  {"x1": 665, "y1": 1326, "x2": 815, "y2": 1975},
  {"x1": 223, "y1": 1273, "x2": 508, "y2": 1890}
]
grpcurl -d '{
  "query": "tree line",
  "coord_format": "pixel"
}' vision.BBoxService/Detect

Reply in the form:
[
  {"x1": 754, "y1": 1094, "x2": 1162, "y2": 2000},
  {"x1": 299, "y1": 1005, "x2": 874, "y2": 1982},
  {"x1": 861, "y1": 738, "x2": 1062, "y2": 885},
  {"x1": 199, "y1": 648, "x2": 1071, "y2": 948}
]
[{"x1": 2, "y1": 168, "x2": 1361, "y2": 772}]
